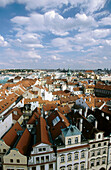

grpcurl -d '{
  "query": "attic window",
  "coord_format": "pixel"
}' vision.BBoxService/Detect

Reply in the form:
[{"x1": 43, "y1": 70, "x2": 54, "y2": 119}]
[
  {"x1": 52, "y1": 116, "x2": 60, "y2": 126},
  {"x1": 98, "y1": 134, "x2": 101, "y2": 139},
  {"x1": 68, "y1": 138, "x2": 71, "y2": 145}
]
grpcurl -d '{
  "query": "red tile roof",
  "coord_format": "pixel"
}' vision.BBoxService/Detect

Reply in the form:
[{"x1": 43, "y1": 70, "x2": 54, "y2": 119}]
[
  {"x1": 34, "y1": 117, "x2": 51, "y2": 146},
  {"x1": 2, "y1": 122, "x2": 23, "y2": 147},
  {"x1": 16, "y1": 128, "x2": 31, "y2": 155},
  {"x1": 47, "y1": 110, "x2": 70, "y2": 140}
]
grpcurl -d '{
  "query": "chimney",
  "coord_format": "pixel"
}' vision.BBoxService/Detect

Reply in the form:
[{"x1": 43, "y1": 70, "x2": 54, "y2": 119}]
[
  {"x1": 79, "y1": 109, "x2": 82, "y2": 115},
  {"x1": 95, "y1": 120, "x2": 98, "y2": 129},
  {"x1": 84, "y1": 107, "x2": 88, "y2": 117},
  {"x1": 79, "y1": 119, "x2": 83, "y2": 132},
  {"x1": 106, "y1": 116, "x2": 109, "y2": 120}
]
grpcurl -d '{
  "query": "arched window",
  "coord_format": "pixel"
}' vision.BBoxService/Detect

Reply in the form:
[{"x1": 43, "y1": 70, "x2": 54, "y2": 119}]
[{"x1": 68, "y1": 138, "x2": 71, "y2": 145}]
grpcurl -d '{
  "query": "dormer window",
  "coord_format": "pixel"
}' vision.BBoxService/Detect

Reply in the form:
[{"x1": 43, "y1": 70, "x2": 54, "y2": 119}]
[
  {"x1": 75, "y1": 137, "x2": 78, "y2": 144},
  {"x1": 98, "y1": 134, "x2": 101, "y2": 139},
  {"x1": 68, "y1": 138, "x2": 71, "y2": 145}
]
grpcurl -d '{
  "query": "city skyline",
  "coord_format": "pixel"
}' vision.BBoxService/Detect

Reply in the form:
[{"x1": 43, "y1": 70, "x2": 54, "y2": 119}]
[{"x1": 0, "y1": 0, "x2": 111, "y2": 69}]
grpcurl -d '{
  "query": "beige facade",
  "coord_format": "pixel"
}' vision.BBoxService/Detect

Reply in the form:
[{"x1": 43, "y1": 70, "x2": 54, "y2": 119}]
[
  {"x1": 88, "y1": 132, "x2": 109, "y2": 170},
  {"x1": 3, "y1": 149, "x2": 28, "y2": 170},
  {"x1": 0, "y1": 140, "x2": 10, "y2": 169}
]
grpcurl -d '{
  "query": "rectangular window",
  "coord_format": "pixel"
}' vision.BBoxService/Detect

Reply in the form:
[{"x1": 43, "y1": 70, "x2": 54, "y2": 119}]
[
  {"x1": 49, "y1": 164, "x2": 53, "y2": 170},
  {"x1": 17, "y1": 159, "x2": 20, "y2": 163},
  {"x1": 75, "y1": 137, "x2": 78, "y2": 144},
  {"x1": 91, "y1": 162, "x2": 94, "y2": 167},
  {"x1": 46, "y1": 156, "x2": 49, "y2": 162},
  {"x1": 41, "y1": 157, "x2": 44, "y2": 163},
  {"x1": 81, "y1": 152, "x2": 85, "y2": 158},
  {"x1": 61, "y1": 156, "x2": 65, "y2": 163},
  {"x1": 81, "y1": 164, "x2": 84, "y2": 170},
  {"x1": 103, "y1": 149, "x2": 106, "y2": 154},
  {"x1": 74, "y1": 165, "x2": 78, "y2": 170},
  {"x1": 3, "y1": 149, "x2": 6, "y2": 153},
  {"x1": 41, "y1": 165, "x2": 45, "y2": 170},
  {"x1": 10, "y1": 159, "x2": 13, "y2": 163},
  {"x1": 32, "y1": 168, "x2": 36, "y2": 170},
  {"x1": 96, "y1": 160, "x2": 100, "y2": 166},
  {"x1": 68, "y1": 154, "x2": 72, "y2": 161},
  {"x1": 75, "y1": 153, "x2": 78, "y2": 160},
  {"x1": 36, "y1": 157, "x2": 39, "y2": 163},
  {"x1": 102, "y1": 159, "x2": 105, "y2": 164}
]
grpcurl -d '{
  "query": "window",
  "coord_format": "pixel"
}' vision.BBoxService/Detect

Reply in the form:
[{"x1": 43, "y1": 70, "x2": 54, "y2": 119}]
[
  {"x1": 39, "y1": 148, "x2": 42, "y2": 152},
  {"x1": 43, "y1": 148, "x2": 46, "y2": 151},
  {"x1": 81, "y1": 152, "x2": 85, "y2": 158},
  {"x1": 98, "y1": 143, "x2": 101, "y2": 147},
  {"x1": 97, "y1": 150, "x2": 100, "y2": 155},
  {"x1": 68, "y1": 167, "x2": 71, "y2": 170},
  {"x1": 92, "y1": 144, "x2": 95, "y2": 148},
  {"x1": 68, "y1": 154, "x2": 72, "y2": 161},
  {"x1": 68, "y1": 138, "x2": 71, "y2": 145},
  {"x1": 98, "y1": 134, "x2": 101, "y2": 139},
  {"x1": 52, "y1": 116, "x2": 60, "y2": 126},
  {"x1": 32, "y1": 167, "x2": 36, "y2": 170},
  {"x1": 10, "y1": 159, "x2": 13, "y2": 163},
  {"x1": 41, "y1": 165, "x2": 45, "y2": 170},
  {"x1": 49, "y1": 164, "x2": 53, "y2": 170},
  {"x1": 96, "y1": 159, "x2": 100, "y2": 166},
  {"x1": 46, "y1": 156, "x2": 49, "y2": 162},
  {"x1": 36, "y1": 157, "x2": 39, "y2": 163},
  {"x1": 81, "y1": 164, "x2": 84, "y2": 170},
  {"x1": 75, "y1": 137, "x2": 78, "y2": 144},
  {"x1": 61, "y1": 156, "x2": 65, "y2": 163},
  {"x1": 102, "y1": 158, "x2": 106, "y2": 164},
  {"x1": 17, "y1": 159, "x2": 20, "y2": 163},
  {"x1": 90, "y1": 161, "x2": 94, "y2": 167},
  {"x1": 75, "y1": 153, "x2": 78, "y2": 160},
  {"x1": 60, "y1": 167, "x2": 65, "y2": 170},
  {"x1": 3, "y1": 149, "x2": 6, "y2": 152},
  {"x1": 104, "y1": 142, "x2": 107, "y2": 146},
  {"x1": 91, "y1": 151, "x2": 95, "y2": 157},
  {"x1": 74, "y1": 164, "x2": 78, "y2": 170},
  {"x1": 41, "y1": 157, "x2": 44, "y2": 163}
]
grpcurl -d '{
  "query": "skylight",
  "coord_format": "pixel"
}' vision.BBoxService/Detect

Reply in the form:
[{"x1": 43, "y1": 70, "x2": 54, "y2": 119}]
[{"x1": 52, "y1": 116, "x2": 60, "y2": 126}]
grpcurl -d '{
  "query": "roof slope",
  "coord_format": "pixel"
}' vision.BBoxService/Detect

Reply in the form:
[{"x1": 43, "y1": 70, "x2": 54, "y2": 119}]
[
  {"x1": 2, "y1": 122, "x2": 23, "y2": 147},
  {"x1": 16, "y1": 128, "x2": 31, "y2": 155},
  {"x1": 34, "y1": 117, "x2": 51, "y2": 146}
]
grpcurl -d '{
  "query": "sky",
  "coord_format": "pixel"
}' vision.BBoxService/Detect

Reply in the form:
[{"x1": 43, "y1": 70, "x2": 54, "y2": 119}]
[{"x1": 0, "y1": 0, "x2": 111, "y2": 69}]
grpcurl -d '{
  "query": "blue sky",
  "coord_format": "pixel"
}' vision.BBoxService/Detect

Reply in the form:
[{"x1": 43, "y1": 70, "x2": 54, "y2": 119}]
[{"x1": 0, "y1": 0, "x2": 111, "y2": 69}]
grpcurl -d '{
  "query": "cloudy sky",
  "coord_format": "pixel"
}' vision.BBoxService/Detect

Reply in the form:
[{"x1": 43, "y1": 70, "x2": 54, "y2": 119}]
[{"x1": 0, "y1": 0, "x2": 111, "y2": 69}]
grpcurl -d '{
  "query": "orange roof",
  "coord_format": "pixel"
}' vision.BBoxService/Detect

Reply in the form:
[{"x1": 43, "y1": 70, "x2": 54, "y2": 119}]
[
  {"x1": 95, "y1": 83, "x2": 111, "y2": 91},
  {"x1": 47, "y1": 110, "x2": 70, "y2": 140},
  {"x1": 73, "y1": 87, "x2": 83, "y2": 91},
  {"x1": 0, "y1": 93, "x2": 18, "y2": 114},
  {"x1": 43, "y1": 103, "x2": 57, "y2": 112},
  {"x1": 58, "y1": 105, "x2": 71, "y2": 114},
  {"x1": 34, "y1": 117, "x2": 51, "y2": 146},
  {"x1": 85, "y1": 70, "x2": 94, "y2": 73},
  {"x1": 2, "y1": 122, "x2": 23, "y2": 147},
  {"x1": 16, "y1": 128, "x2": 31, "y2": 155}
]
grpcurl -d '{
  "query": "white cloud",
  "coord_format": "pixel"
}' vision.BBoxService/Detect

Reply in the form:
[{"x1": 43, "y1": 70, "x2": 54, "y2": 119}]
[
  {"x1": 0, "y1": 35, "x2": 8, "y2": 47},
  {"x1": 99, "y1": 14, "x2": 111, "y2": 26},
  {"x1": 51, "y1": 55, "x2": 60, "y2": 60},
  {"x1": 11, "y1": 11, "x2": 97, "y2": 36},
  {"x1": 0, "y1": 0, "x2": 107, "y2": 14},
  {"x1": 27, "y1": 51, "x2": 41, "y2": 59},
  {"x1": 0, "y1": 0, "x2": 14, "y2": 7},
  {"x1": 103, "y1": 56, "x2": 108, "y2": 60}
]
